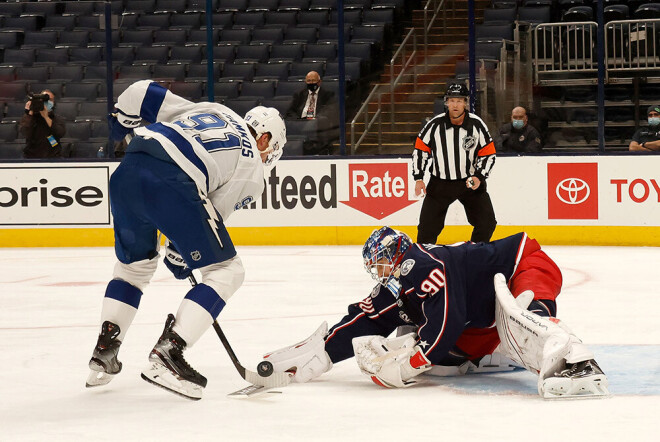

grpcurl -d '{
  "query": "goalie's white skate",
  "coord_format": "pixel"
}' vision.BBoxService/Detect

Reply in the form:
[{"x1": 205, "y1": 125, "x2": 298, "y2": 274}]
[{"x1": 542, "y1": 359, "x2": 610, "y2": 399}]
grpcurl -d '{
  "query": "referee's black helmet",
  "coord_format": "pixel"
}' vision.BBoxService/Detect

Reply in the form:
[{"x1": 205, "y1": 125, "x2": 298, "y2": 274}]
[{"x1": 444, "y1": 82, "x2": 469, "y2": 100}]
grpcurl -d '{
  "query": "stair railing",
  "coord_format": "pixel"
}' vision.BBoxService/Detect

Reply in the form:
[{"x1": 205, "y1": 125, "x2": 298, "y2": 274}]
[
  {"x1": 423, "y1": 0, "x2": 452, "y2": 67},
  {"x1": 350, "y1": 84, "x2": 383, "y2": 154},
  {"x1": 390, "y1": 27, "x2": 418, "y2": 128}
]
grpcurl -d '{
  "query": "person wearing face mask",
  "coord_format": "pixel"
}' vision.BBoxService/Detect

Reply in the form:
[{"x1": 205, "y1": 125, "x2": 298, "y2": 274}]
[
  {"x1": 496, "y1": 106, "x2": 542, "y2": 153},
  {"x1": 286, "y1": 71, "x2": 338, "y2": 155},
  {"x1": 629, "y1": 105, "x2": 660, "y2": 152},
  {"x1": 20, "y1": 89, "x2": 66, "y2": 159}
]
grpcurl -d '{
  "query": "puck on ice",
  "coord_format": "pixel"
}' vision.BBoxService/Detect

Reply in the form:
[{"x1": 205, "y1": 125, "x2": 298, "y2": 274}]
[{"x1": 257, "y1": 361, "x2": 274, "y2": 377}]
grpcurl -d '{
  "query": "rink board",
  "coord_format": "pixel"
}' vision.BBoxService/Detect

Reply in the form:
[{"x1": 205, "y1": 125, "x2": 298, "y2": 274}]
[{"x1": 1, "y1": 155, "x2": 659, "y2": 246}]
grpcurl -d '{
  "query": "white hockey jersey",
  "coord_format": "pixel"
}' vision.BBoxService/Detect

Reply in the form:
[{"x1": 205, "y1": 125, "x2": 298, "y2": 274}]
[{"x1": 115, "y1": 80, "x2": 264, "y2": 221}]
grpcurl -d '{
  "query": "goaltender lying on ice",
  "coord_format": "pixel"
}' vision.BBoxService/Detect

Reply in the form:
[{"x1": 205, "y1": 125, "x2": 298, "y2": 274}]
[{"x1": 261, "y1": 228, "x2": 610, "y2": 399}]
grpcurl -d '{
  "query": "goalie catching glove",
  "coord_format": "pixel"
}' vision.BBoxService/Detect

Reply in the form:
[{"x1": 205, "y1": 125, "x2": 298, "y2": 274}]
[
  {"x1": 262, "y1": 322, "x2": 332, "y2": 383},
  {"x1": 352, "y1": 333, "x2": 432, "y2": 388}
]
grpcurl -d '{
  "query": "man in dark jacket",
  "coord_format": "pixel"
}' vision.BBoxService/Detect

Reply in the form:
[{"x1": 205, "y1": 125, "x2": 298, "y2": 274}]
[
  {"x1": 20, "y1": 89, "x2": 66, "y2": 159},
  {"x1": 496, "y1": 106, "x2": 542, "y2": 153},
  {"x1": 286, "y1": 71, "x2": 337, "y2": 155}
]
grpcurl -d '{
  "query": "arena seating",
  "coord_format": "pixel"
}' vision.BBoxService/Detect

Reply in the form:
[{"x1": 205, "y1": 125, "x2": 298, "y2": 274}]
[{"x1": 0, "y1": 0, "x2": 407, "y2": 157}]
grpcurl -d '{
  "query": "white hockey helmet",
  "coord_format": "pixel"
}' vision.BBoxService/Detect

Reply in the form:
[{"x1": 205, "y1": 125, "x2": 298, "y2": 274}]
[{"x1": 244, "y1": 106, "x2": 287, "y2": 166}]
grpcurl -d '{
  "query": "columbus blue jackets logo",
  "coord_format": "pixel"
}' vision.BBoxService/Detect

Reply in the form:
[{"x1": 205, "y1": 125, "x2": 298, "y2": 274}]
[
  {"x1": 462, "y1": 135, "x2": 476, "y2": 151},
  {"x1": 400, "y1": 259, "x2": 415, "y2": 276}
]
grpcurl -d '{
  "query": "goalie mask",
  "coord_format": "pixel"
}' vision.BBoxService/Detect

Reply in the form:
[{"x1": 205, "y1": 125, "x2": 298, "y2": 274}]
[
  {"x1": 244, "y1": 106, "x2": 287, "y2": 166},
  {"x1": 363, "y1": 227, "x2": 412, "y2": 286}
]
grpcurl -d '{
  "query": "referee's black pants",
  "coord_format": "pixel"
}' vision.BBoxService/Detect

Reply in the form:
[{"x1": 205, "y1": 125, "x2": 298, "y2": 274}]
[{"x1": 416, "y1": 176, "x2": 497, "y2": 245}]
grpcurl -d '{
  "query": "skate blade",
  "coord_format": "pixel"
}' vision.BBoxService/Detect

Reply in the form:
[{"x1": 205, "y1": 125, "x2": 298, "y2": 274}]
[
  {"x1": 228, "y1": 384, "x2": 282, "y2": 398},
  {"x1": 141, "y1": 362, "x2": 203, "y2": 401},
  {"x1": 542, "y1": 376, "x2": 611, "y2": 400},
  {"x1": 86, "y1": 370, "x2": 115, "y2": 388}
]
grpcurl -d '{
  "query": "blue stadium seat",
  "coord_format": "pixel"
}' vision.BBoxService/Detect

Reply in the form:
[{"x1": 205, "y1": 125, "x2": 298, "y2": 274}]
[
  {"x1": 70, "y1": 47, "x2": 103, "y2": 65},
  {"x1": 50, "y1": 66, "x2": 85, "y2": 82},
  {"x1": 248, "y1": 0, "x2": 280, "y2": 11},
  {"x1": 234, "y1": 11, "x2": 266, "y2": 28},
  {"x1": 169, "y1": 82, "x2": 204, "y2": 101},
  {"x1": 170, "y1": 12, "x2": 202, "y2": 29},
  {"x1": 78, "y1": 102, "x2": 109, "y2": 121},
  {"x1": 224, "y1": 97, "x2": 261, "y2": 116},
  {"x1": 188, "y1": 62, "x2": 223, "y2": 81},
  {"x1": 270, "y1": 43, "x2": 304, "y2": 62},
  {"x1": 64, "y1": 82, "x2": 100, "y2": 102},
  {"x1": 21, "y1": 66, "x2": 50, "y2": 82},
  {"x1": 57, "y1": 30, "x2": 91, "y2": 48},
  {"x1": 255, "y1": 62, "x2": 291, "y2": 80},
  {"x1": 214, "y1": 80, "x2": 241, "y2": 99},
  {"x1": 284, "y1": 27, "x2": 318, "y2": 44},
  {"x1": 236, "y1": 44, "x2": 271, "y2": 63},
  {"x1": 34, "y1": 48, "x2": 70, "y2": 66},
  {"x1": 43, "y1": 15, "x2": 77, "y2": 32},
  {"x1": 220, "y1": 29, "x2": 252, "y2": 45},
  {"x1": 304, "y1": 43, "x2": 337, "y2": 62},
  {"x1": 170, "y1": 46, "x2": 203, "y2": 64},
  {"x1": 2, "y1": 48, "x2": 36, "y2": 67},
  {"x1": 240, "y1": 80, "x2": 277, "y2": 99},
  {"x1": 252, "y1": 28, "x2": 285, "y2": 44},
  {"x1": 135, "y1": 46, "x2": 169, "y2": 64},
  {"x1": 56, "y1": 101, "x2": 80, "y2": 121},
  {"x1": 222, "y1": 62, "x2": 257, "y2": 81},
  {"x1": 153, "y1": 64, "x2": 187, "y2": 81}
]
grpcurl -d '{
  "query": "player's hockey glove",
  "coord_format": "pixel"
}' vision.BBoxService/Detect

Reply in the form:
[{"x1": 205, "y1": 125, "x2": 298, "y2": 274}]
[
  {"x1": 353, "y1": 334, "x2": 432, "y2": 388},
  {"x1": 108, "y1": 109, "x2": 141, "y2": 141},
  {"x1": 163, "y1": 241, "x2": 193, "y2": 280}
]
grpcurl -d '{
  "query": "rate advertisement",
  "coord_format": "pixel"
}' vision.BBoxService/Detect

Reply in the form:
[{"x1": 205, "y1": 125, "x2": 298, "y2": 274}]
[
  {"x1": 228, "y1": 159, "x2": 423, "y2": 227},
  {"x1": 0, "y1": 165, "x2": 111, "y2": 226}
]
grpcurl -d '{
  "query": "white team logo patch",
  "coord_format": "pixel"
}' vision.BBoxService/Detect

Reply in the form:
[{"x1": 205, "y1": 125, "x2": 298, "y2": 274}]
[
  {"x1": 400, "y1": 259, "x2": 415, "y2": 276},
  {"x1": 462, "y1": 135, "x2": 476, "y2": 151},
  {"x1": 191, "y1": 251, "x2": 201, "y2": 261}
]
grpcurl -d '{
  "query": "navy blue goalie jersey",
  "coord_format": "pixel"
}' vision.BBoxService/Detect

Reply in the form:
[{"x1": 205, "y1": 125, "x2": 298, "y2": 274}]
[{"x1": 325, "y1": 233, "x2": 528, "y2": 365}]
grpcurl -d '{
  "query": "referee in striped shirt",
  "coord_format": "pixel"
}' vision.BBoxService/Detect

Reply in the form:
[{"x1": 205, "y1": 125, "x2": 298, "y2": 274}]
[{"x1": 412, "y1": 82, "x2": 497, "y2": 244}]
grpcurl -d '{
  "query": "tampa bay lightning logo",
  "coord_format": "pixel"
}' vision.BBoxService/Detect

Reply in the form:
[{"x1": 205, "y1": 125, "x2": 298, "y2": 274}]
[
  {"x1": 191, "y1": 251, "x2": 201, "y2": 261},
  {"x1": 462, "y1": 135, "x2": 476, "y2": 151},
  {"x1": 400, "y1": 259, "x2": 415, "y2": 276}
]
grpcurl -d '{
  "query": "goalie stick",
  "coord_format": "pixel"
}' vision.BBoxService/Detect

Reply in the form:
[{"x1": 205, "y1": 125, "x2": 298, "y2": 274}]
[{"x1": 187, "y1": 275, "x2": 292, "y2": 393}]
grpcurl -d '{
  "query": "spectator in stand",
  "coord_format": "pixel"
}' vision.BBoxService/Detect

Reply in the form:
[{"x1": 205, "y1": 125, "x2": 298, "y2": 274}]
[
  {"x1": 629, "y1": 105, "x2": 660, "y2": 152},
  {"x1": 496, "y1": 106, "x2": 542, "y2": 153},
  {"x1": 20, "y1": 89, "x2": 66, "y2": 159},
  {"x1": 286, "y1": 71, "x2": 338, "y2": 155}
]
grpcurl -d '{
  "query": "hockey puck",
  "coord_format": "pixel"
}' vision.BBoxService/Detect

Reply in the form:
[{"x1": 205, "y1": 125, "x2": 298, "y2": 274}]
[{"x1": 257, "y1": 361, "x2": 274, "y2": 377}]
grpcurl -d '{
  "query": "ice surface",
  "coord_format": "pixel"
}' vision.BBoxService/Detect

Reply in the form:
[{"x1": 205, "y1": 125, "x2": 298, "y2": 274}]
[{"x1": 1, "y1": 245, "x2": 658, "y2": 440}]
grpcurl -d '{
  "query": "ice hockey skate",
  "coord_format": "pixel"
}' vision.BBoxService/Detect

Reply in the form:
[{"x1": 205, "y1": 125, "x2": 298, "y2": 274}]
[
  {"x1": 541, "y1": 359, "x2": 610, "y2": 399},
  {"x1": 86, "y1": 321, "x2": 123, "y2": 388},
  {"x1": 141, "y1": 314, "x2": 207, "y2": 401}
]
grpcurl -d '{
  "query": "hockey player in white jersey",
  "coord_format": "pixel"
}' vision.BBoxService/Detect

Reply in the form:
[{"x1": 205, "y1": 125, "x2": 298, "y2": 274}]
[{"x1": 85, "y1": 80, "x2": 286, "y2": 400}]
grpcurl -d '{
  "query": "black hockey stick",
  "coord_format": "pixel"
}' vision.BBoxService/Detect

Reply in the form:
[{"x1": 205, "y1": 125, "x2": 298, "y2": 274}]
[{"x1": 187, "y1": 274, "x2": 291, "y2": 389}]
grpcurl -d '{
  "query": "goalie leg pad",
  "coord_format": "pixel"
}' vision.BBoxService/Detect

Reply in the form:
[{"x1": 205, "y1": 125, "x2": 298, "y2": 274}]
[{"x1": 263, "y1": 322, "x2": 332, "y2": 383}]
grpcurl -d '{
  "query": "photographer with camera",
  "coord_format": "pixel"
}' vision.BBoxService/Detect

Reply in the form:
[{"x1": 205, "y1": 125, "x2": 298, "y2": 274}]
[{"x1": 20, "y1": 89, "x2": 66, "y2": 159}]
